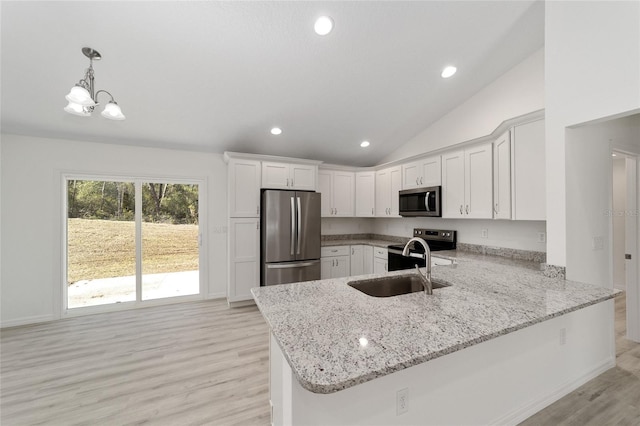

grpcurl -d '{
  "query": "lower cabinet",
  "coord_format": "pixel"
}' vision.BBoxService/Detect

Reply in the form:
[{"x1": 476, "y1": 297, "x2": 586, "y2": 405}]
[
  {"x1": 373, "y1": 247, "x2": 388, "y2": 274},
  {"x1": 321, "y1": 246, "x2": 351, "y2": 279},
  {"x1": 228, "y1": 218, "x2": 260, "y2": 302}
]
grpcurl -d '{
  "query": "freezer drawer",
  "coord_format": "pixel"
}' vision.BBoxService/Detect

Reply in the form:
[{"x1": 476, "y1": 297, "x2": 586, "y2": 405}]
[{"x1": 263, "y1": 260, "x2": 321, "y2": 286}]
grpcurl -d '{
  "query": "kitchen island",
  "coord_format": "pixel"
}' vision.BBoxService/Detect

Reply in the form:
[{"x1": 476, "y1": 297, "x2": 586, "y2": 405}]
[{"x1": 252, "y1": 252, "x2": 619, "y2": 425}]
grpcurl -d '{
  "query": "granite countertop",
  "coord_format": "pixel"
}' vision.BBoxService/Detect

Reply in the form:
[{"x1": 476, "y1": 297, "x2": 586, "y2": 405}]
[
  {"x1": 321, "y1": 238, "x2": 398, "y2": 248},
  {"x1": 251, "y1": 254, "x2": 620, "y2": 395}
]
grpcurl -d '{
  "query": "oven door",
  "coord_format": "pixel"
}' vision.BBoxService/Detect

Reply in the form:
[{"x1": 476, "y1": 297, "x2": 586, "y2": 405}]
[{"x1": 388, "y1": 248, "x2": 426, "y2": 271}]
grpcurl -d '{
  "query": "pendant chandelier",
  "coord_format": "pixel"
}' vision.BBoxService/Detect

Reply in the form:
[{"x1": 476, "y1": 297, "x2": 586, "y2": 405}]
[{"x1": 64, "y1": 47, "x2": 125, "y2": 120}]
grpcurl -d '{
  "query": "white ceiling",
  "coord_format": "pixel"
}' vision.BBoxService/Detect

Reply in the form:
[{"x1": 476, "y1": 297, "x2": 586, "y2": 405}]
[{"x1": 1, "y1": 1, "x2": 544, "y2": 167}]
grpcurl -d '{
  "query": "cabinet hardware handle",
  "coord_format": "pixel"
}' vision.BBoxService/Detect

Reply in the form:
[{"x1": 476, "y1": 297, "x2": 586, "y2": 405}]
[
  {"x1": 335, "y1": 208, "x2": 338, "y2": 215},
  {"x1": 416, "y1": 177, "x2": 419, "y2": 185},
  {"x1": 291, "y1": 179, "x2": 294, "y2": 186},
  {"x1": 371, "y1": 208, "x2": 374, "y2": 215},
  {"x1": 352, "y1": 248, "x2": 354, "y2": 255},
  {"x1": 494, "y1": 204, "x2": 498, "y2": 214},
  {"x1": 420, "y1": 177, "x2": 423, "y2": 185},
  {"x1": 460, "y1": 205, "x2": 463, "y2": 215},
  {"x1": 331, "y1": 249, "x2": 338, "y2": 252},
  {"x1": 466, "y1": 205, "x2": 469, "y2": 215},
  {"x1": 286, "y1": 178, "x2": 289, "y2": 187}
]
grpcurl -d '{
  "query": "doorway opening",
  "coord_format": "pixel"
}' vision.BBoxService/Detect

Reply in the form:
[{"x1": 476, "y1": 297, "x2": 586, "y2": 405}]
[{"x1": 65, "y1": 177, "x2": 201, "y2": 311}]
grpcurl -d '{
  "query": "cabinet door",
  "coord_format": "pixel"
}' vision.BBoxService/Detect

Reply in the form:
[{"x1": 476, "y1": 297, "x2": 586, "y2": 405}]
[
  {"x1": 389, "y1": 166, "x2": 402, "y2": 217},
  {"x1": 318, "y1": 170, "x2": 333, "y2": 217},
  {"x1": 442, "y1": 150, "x2": 465, "y2": 218},
  {"x1": 334, "y1": 256, "x2": 351, "y2": 278},
  {"x1": 350, "y1": 245, "x2": 364, "y2": 277},
  {"x1": 373, "y1": 257, "x2": 387, "y2": 274},
  {"x1": 513, "y1": 119, "x2": 546, "y2": 220},
  {"x1": 402, "y1": 160, "x2": 422, "y2": 189},
  {"x1": 290, "y1": 164, "x2": 317, "y2": 191},
  {"x1": 229, "y1": 159, "x2": 261, "y2": 217},
  {"x1": 421, "y1": 155, "x2": 442, "y2": 187},
  {"x1": 355, "y1": 172, "x2": 375, "y2": 217},
  {"x1": 465, "y1": 143, "x2": 493, "y2": 219},
  {"x1": 321, "y1": 257, "x2": 334, "y2": 280},
  {"x1": 228, "y1": 218, "x2": 260, "y2": 302},
  {"x1": 333, "y1": 171, "x2": 355, "y2": 217},
  {"x1": 363, "y1": 245, "x2": 374, "y2": 274},
  {"x1": 493, "y1": 130, "x2": 512, "y2": 219},
  {"x1": 262, "y1": 162, "x2": 290, "y2": 189},
  {"x1": 375, "y1": 169, "x2": 390, "y2": 216}
]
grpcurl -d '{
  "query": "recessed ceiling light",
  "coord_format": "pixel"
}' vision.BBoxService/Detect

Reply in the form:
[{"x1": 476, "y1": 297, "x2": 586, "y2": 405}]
[
  {"x1": 270, "y1": 127, "x2": 282, "y2": 135},
  {"x1": 441, "y1": 65, "x2": 457, "y2": 78},
  {"x1": 360, "y1": 141, "x2": 370, "y2": 148},
  {"x1": 314, "y1": 16, "x2": 334, "y2": 36},
  {"x1": 612, "y1": 153, "x2": 617, "y2": 157}
]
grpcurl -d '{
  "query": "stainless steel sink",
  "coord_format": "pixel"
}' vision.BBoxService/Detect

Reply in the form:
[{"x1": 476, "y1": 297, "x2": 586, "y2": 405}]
[{"x1": 347, "y1": 274, "x2": 450, "y2": 297}]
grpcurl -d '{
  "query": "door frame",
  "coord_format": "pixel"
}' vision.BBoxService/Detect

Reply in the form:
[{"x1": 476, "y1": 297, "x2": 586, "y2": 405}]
[{"x1": 60, "y1": 172, "x2": 207, "y2": 318}]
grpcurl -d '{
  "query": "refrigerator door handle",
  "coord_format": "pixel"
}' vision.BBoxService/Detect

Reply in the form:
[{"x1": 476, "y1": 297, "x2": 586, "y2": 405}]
[
  {"x1": 290, "y1": 197, "x2": 295, "y2": 255},
  {"x1": 266, "y1": 260, "x2": 319, "y2": 269},
  {"x1": 296, "y1": 197, "x2": 302, "y2": 255}
]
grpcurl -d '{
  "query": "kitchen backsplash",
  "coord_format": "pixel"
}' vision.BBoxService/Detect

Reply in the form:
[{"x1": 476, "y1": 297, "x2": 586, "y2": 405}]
[{"x1": 322, "y1": 217, "x2": 547, "y2": 253}]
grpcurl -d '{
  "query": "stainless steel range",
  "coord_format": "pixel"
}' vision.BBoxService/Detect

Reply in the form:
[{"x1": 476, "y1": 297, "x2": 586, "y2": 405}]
[{"x1": 387, "y1": 228, "x2": 456, "y2": 271}]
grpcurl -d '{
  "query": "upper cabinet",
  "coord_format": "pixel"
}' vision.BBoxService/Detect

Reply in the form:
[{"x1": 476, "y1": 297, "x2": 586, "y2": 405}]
[
  {"x1": 228, "y1": 158, "x2": 261, "y2": 218},
  {"x1": 375, "y1": 166, "x2": 401, "y2": 217},
  {"x1": 355, "y1": 171, "x2": 375, "y2": 217},
  {"x1": 442, "y1": 143, "x2": 493, "y2": 219},
  {"x1": 402, "y1": 155, "x2": 441, "y2": 189},
  {"x1": 262, "y1": 162, "x2": 317, "y2": 191},
  {"x1": 493, "y1": 130, "x2": 512, "y2": 219},
  {"x1": 512, "y1": 119, "x2": 546, "y2": 220},
  {"x1": 318, "y1": 169, "x2": 355, "y2": 217}
]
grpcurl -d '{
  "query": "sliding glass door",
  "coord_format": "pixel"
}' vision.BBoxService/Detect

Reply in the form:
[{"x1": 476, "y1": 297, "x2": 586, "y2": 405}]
[{"x1": 66, "y1": 177, "x2": 201, "y2": 310}]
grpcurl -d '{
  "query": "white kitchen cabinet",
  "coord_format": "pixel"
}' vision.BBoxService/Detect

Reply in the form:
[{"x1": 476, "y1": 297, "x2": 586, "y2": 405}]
[
  {"x1": 402, "y1": 155, "x2": 441, "y2": 189},
  {"x1": 321, "y1": 246, "x2": 351, "y2": 279},
  {"x1": 442, "y1": 143, "x2": 493, "y2": 219},
  {"x1": 363, "y1": 245, "x2": 374, "y2": 274},
  {"x1": 262, "y1": 161, "x2": 317, "y2": 191},
  {"x1": 493, "y1": 130, "x2": 512, "y2": 219},
  {"x1": 228, "y1": 158, "x2": 261, "y2": 217},
  {"x1": 350, "y1": 245, "x2": 364, "y2": 276},
  {"x1": 318, "y1": 169, "x2": 355, "y2": 217},
  {"x1": 375, "y1": 166, "x2": 401, "y2": 217},
  {"x1": 512, "y1": 119, "x2": 546, "y2": 220},
  {"x1": 355, "y1": 171, "x2": 375, "y2": 217},
  {"x1": 372, "y1": 247, "x2": 388, "y2": 274},
  {"x1": 228, "y1": 218, "x2": 260, "y2": 302}
]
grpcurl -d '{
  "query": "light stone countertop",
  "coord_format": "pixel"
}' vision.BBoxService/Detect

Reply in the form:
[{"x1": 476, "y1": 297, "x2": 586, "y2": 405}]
[
  {"x1": 320, "y1": 239, "x2": 398, "y2": 248},
  {"x1": 251, "y1": 253, "x2": 620, "y2": 394}
]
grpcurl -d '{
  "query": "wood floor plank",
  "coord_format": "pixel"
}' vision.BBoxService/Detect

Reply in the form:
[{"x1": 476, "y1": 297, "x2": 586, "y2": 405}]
[{"x1": 2, "y1": 293, "x2": 638, "y2": 425}]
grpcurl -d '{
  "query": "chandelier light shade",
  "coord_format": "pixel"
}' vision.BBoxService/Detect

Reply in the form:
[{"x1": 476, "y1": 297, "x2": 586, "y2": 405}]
[{"x1": 64, "y1": 47, "x2": 125, "y2": 120}]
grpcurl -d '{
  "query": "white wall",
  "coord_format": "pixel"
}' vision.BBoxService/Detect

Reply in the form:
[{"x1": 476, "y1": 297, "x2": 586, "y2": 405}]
[
  {"x1": 545, "y1": 1, "x2": 640, "y2": 268},
  {"x1": 373, "y1": 218, "x2": 546, "y2": 252},
  {"x1": 321, "y1": 218, "x2": 375, "y2": 236},
  {"x1": 612, "y1": 158, "x2": 627, "y2": 290},
  {"x1": 0, "y1": 134, "x2": 228, "y2": 327},
  {"x1": 383, "y1": 48, "x2": 544, "y2": 162}
]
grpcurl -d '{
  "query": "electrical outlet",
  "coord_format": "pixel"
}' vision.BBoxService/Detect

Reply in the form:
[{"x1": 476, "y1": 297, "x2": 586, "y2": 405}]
[
  {"x1": 537, "y1": 232, "x2": 546, "y2": 243},
  {"x1": 396, "y1": 388, "x2": 408, "y2": 415},
  {"x1": 481, "y1": 229, "x2": 488, "y2": 239},
  {"x1": 592, "y1": 236, "x2": 604, "y2": 251},
  {"x1": 559, "y1": 328, "x2": 566, "y2": 346}
]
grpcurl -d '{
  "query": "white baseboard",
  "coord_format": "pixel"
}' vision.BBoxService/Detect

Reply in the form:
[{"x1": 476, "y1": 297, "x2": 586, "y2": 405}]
[
  {"x1": 206, "y1": 292, "x2": 226, "y2": 300},
  {"x1": 1, "y1": 314, "x2": 56, "y2": 329},
  {"x1": 492, "y1": 356, "x2": 616, "y2": 425},
  {"x1": 228, "y1": 299, "x2": 256, "y2": 308}
]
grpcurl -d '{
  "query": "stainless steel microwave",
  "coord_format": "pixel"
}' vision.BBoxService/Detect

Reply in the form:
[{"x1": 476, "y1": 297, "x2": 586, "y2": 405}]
[{"x1": 399, "y1": 186, "x2": 441, "y2": 217}]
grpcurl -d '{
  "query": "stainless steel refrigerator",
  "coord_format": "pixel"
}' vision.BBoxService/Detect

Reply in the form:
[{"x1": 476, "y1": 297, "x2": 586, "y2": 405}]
[{"x1": 261, "y1": 190, "x2": 321, "y2": 286}]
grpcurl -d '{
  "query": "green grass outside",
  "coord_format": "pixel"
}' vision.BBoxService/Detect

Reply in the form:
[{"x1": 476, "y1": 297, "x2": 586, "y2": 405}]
[{"x1": 67, "y1": 218, "x2": 199, "y2": 284}]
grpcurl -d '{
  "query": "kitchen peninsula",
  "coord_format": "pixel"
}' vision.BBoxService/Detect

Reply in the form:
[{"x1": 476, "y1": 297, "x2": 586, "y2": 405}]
[{"x1": 252, "y1": 252, "x2": 619, "y2": 425}]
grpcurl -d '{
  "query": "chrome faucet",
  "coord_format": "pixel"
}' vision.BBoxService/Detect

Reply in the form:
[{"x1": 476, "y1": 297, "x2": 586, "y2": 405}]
[{"x1": 402, "y1": 237, "x2": 432, "y2": 295}]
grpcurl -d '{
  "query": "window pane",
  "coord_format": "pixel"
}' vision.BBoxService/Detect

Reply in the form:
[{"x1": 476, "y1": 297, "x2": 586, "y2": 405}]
[
  {"x1": 141, "y1": 183, "x2": 199, "y2": 300},
  {"x1": 67, "y1": 180, "x2": 136, "y2": 308}
]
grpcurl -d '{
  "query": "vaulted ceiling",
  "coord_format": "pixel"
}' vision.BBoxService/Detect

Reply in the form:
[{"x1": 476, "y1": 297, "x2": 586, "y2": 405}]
[{"x1": 1, "y1": 1, "x2": 544, "y2": 166}]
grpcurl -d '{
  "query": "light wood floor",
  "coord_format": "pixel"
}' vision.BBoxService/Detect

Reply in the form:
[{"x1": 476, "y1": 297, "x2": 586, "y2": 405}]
[{"x1": 1, "y1": 294, "x2": 638, "y2": 425}]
